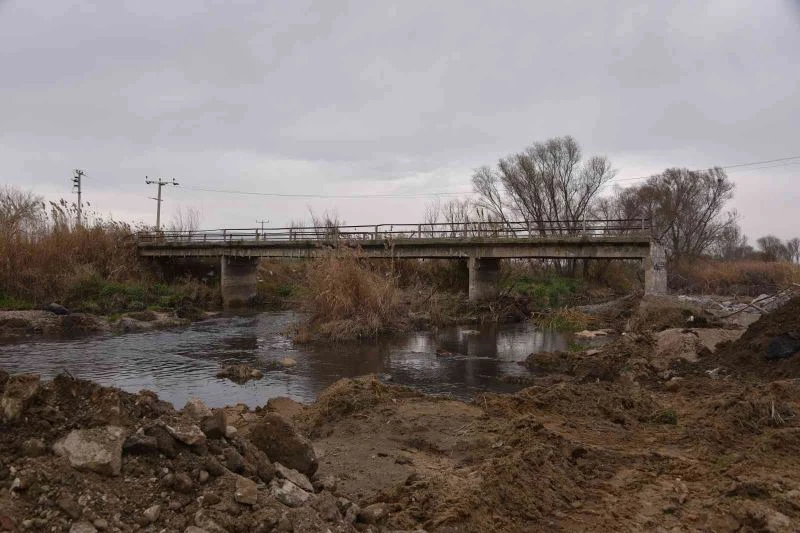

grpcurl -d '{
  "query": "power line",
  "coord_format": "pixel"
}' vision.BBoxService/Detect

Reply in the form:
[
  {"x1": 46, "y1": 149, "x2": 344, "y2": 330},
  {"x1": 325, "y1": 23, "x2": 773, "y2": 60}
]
[
  {"x1": 608, "y1": 155, "x2": 800, "y2": 184},
  {"x1": 180, "y1": 184, "x2": 475, "y2": 199}
]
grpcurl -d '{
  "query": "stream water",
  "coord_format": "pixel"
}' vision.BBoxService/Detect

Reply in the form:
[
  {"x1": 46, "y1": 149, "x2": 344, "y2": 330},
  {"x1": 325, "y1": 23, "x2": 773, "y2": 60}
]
[{"x1": 0, "y1": 312, "x2": 568, "y2": 408}]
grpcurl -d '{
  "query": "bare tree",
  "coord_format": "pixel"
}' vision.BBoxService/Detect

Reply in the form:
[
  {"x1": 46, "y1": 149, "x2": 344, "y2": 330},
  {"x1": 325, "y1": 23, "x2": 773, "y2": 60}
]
[
  {"x1": 757, "y1": 235, "x2": 791, "y2": 262},
  {"x1": 713, "y1": 221, "x2": 749, "y2": 260},
  {"x1": 472, "y1": 136, "x2": 615, "y2": 235},
  {"x1": 787, "y1": 238, "x2": 800, "y2": 264},
  {"x1": 0, "y1": 186, "x2": 45, "y2": 238},
  {"x1": 168, "y1": 207, "x2": 202, "y2": 233}
]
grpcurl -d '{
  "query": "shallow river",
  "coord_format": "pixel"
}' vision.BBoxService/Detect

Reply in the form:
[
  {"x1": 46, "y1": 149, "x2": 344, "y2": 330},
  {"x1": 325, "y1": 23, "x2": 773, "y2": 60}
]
[{"x1": 0, "y1": 312, "x2": 567, "y2": 408}]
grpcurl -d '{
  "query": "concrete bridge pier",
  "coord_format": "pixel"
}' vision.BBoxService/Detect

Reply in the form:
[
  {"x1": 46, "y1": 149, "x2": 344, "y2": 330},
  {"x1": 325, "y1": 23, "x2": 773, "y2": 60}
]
[
  {"x1": 643, "y1": 243, "x2": 668, "y2": 294},
  {"x1": 468, "y1": 257, "x2": 501, "y2": 301},
  {"x1": 221, "y1": 256, "x2": 259, "y2": 307}
]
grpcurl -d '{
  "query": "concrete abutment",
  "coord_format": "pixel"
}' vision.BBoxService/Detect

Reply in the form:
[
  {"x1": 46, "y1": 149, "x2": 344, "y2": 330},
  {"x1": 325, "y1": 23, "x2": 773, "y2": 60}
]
[
  {"x1": 220, "y1": 256, "x2": 259, "y2": 308},
  {"x1": 643, "y1": 242, "x2": 668, "y2": 295}
]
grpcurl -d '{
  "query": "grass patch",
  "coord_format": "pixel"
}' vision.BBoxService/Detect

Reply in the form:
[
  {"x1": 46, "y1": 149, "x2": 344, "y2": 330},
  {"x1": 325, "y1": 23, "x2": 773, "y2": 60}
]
[
  {"x1": 509, "y1": 275, "x2": 582, "y2": 307},
  {"x1": 651, "y1": 409, "x2": 678, "y2": 425},
  {"x1": 532, "y1": 307, "x2": 593, "y2": 332}
]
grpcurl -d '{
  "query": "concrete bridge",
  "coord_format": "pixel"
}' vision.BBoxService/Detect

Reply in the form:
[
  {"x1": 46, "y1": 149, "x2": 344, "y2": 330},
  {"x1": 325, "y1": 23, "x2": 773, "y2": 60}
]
[{"x1": 135, "y1": 220, "x2": 667, "y2": 306}]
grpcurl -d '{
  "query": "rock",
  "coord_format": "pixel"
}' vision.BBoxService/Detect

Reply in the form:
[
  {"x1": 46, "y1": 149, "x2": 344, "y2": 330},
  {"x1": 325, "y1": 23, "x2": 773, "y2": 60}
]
[
  {"x1": 200, "y1": 410, "x2": 227, "y2": 439},
  {"x1": 173, "y1": 472, "x2": 194, "y2": 494},
  {"x1": 279, "y1": 357, "x2": 297, "y2": 368},
  {"x1": 358, "y1": 502, "x2": 389, "y2": 524},
  {"x1": 234, "y1": 475, "x2": 259, "y2": 506},
  {"x1": 216, "y1": 364, "x2": 263, "y2": 384},
  {"x1": 766, "y1": 334, "x2": 800, "y2": 360},
  {"x1": 185, "y1": 528, "x2": 212, "y2": 533},
  {"x1": 144, "y1": 425, "x2": 178, "y2": 458},
  {"x1": 57, "y1": 494, "x2": 82, "y2": 519},
  {"x1": 194, "y1": 510, "x2": 229, "y2": 533},
  {"x1": 183, "y1": 398, "x2": 212, "y2": 420},
  {"x1": 46, "y1": 302, "x2": 70, "y2": 315},
  {"x1": 224, "y1": 425, "x2": 237, "y2": 438},
  {"x1": 123, "y1": 433, "x2": 159, "y2": 454},
  {"x1": 312, "y1": 474, "x2": 338, "y2": 493},
  {"x1": 92, "y1": 518, "x2": 108, "y2": 530},
  {"x1": 143, "y1": 504, "x2": 161, "y2": 523},
  {"x1": 0, "y1": 515, "x2": 15, "y2": 532},
  {"x1": 69, "y1": 522, "x2": 98, "y2": 533},
  {"x1": 203, "y1": 456, "x2": 226, "y2": 477},
  {"x1": 274, "y1": 462, "x2": 314, "y2": 493},
  {"x1": 241, "y1": 441, "x2": 275, "y2": 482},
  {"x1": 1, "y1": 373, "x2": 41, "y2": 421},
  {"x1": 223, "y1": 447, "x2": 246, "y2": 473},
  {"x1": 165, "y1": 422, "x2": 207, "y2": 446},
  {"x1": 21, "y1": 438, "x2": 48, "y2": 457},
  {"x1": 198, "y1": 470, "x2": 210, "y2": 484},
  {"x1": 53, "y1": 426, "x2": 126, "y2": 477},
  {"x1": 249, "y1": 413, "x2": 318, "y2": 476},
  {"x1": 271, "y1": 479, "x2": 311, "y2": 508},
  {"x1": 664, "y1": 377, "x2": 684, "y2": 392},
  {"x1": 312, "y1": 491, "x2": 342, "y2": 522}
]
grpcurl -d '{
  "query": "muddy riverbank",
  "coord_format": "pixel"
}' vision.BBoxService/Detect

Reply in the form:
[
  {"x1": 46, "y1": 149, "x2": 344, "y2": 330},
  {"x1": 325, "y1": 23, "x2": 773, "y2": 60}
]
[{"x1": 3, "y1": 296, "x2": 800, "y2": 531}]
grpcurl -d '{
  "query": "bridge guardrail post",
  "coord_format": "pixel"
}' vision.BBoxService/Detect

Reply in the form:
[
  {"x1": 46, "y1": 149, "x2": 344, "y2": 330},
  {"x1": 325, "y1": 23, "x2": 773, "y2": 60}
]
[{"x1": 374, "y1": 225, "x2": 379, "y2": 240}]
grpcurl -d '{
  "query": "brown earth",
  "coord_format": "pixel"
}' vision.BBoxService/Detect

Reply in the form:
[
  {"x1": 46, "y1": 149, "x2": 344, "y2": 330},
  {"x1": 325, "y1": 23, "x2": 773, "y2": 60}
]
[{"x1": 4, "y1": 298, "x2": 800, "y2": 532}]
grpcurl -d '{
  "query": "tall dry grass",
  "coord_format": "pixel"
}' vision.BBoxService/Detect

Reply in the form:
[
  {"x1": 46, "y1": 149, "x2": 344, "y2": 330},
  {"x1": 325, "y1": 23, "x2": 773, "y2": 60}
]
[
  {"x1": 672, "y1": 259, "x2": 800, "y2": 295},
  {"x1": 0, "y1": 198, "x2": 144, "y2": 308},
  {"x1": 294, "y1": 249, "x2": 409, "y2": 341}
]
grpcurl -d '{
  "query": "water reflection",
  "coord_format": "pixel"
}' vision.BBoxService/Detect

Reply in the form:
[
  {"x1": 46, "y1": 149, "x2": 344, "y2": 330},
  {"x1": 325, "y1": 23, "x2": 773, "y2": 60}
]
[{"x1": 0, "y1": 312, "x2": 567, "y2": 408}]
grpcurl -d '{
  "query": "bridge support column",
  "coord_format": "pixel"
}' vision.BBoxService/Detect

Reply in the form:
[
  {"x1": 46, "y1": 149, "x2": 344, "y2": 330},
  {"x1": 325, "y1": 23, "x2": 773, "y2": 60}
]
[
  {"x1": 221, "y1": 256, "x2": 259, "y2": 307},
  {"x1": 643, "y1": 243, "x2": 667, "y2": 294},
  {"x1": 468, "y1": 257, "x2": 500, "y2": 301}
]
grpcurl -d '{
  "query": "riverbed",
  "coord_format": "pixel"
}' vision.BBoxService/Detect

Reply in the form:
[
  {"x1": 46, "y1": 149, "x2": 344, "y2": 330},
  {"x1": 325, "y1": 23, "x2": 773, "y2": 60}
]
[{"x1": 0, "y1": 311, "x2": 567, "y2": 407}]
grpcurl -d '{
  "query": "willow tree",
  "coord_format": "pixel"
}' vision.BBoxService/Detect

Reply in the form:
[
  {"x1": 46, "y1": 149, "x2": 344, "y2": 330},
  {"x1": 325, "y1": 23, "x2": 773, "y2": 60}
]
[{"x1": 471, "y1": 136, "x2": 615, "y2": 234}]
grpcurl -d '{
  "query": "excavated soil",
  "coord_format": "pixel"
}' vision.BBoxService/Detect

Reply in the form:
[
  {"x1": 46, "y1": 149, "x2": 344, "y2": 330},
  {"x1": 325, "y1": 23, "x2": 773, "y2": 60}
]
[{"x1": 4, "y1": 298, "x2": 800, "y2": 532}]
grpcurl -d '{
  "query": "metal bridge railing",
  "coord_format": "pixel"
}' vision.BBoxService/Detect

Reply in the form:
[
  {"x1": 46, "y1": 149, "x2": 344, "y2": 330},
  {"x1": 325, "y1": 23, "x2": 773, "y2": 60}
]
[{"x1": 135, "y1": 219, "x2": 651, "y2": 245}]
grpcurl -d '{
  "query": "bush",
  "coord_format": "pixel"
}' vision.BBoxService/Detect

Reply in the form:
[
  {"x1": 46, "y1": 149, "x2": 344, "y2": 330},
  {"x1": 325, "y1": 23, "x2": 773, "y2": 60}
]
[
  {"x1": 295, "y1": 249, "x2": 408, "y2": 341},
  {"x1": 671, "y1": 259, "x2": 800, "y2": 295}
]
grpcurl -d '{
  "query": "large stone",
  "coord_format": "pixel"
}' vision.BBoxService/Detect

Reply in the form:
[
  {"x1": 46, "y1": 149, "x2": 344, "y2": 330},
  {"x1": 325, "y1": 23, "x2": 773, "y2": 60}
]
[
  {"x1": 249, "y1": 414, "x2": 318, "y2": 476},
  {"x1": 165, "y1": 422, "x2": 207, "y2": 446},
  {"x1": 274, "y1": 462, "x2": 314, "y2": 493},
  {"x1": 143, "y1": 504, "x2": 161, "y2": 524},
  {"x1": 358, "y1": 502, "x2": 389, "y2": 524},
  {"x1": 233, "y1": 475, "x2": 258, "y2": 506},
  {"x1": 200, "y1": 410, "x2": 227, "y2": 439},
  {"x1": 123, "y1": 433, "x2": 160, "y2": 455},
  {"x1": 270, "y1": 479, "x2": 311, "y2": 508},
  {"x1": 1, "y1": 373, "x2": 40, "y2": 421},
  {"x1": 53, "y1": 426, "x2": 126, "y2": 477},
  {"x1": 183, "y1": 399, "x2": 212, "y2": 420}
]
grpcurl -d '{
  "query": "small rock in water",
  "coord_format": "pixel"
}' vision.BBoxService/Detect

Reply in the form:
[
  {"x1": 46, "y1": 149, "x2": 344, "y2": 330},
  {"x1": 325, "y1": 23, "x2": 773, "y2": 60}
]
[
  {"x1": 216, "y1": 364, "x2": 263, "y2": 384},
  {"x1": 46, "y1": 302, "x2": 71, "y2": 315},
  {"x1": 279, "y1": 358, "x2": 297, "y2": 368}
]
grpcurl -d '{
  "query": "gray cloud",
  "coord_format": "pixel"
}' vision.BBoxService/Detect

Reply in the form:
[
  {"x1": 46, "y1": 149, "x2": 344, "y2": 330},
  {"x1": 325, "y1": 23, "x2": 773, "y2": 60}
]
[{"x1": 1, "y1": 0, "x2": 798, "y2": 238}]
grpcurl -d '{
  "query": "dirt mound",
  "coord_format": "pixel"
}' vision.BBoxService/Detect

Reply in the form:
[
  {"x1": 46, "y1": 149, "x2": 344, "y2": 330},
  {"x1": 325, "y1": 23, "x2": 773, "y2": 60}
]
[
  {"x1": 627, "y1": 295, "x2": 721, "y2": 332},
  {"x1": 711, "y1": 296, "x2": 800, "y2": 379},
  {"x1": 0, "y1": 371, "x2": 365, "y2": 533},
  {"x1": 300, "y1": 375, "x2": 422, "y2": 431}
]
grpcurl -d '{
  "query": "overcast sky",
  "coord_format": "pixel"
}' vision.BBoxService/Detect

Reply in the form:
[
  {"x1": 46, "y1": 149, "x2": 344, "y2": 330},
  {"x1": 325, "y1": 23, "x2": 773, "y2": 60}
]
[{"x1": 1, "y1": 0, "x2": 799, "y2": 240}]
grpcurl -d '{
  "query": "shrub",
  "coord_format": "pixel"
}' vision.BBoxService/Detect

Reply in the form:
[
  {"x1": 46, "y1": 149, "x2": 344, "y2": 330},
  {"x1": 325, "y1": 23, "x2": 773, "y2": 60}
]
[{"x1": 295, "y1": 249, "x2": 408, "y2": 341}]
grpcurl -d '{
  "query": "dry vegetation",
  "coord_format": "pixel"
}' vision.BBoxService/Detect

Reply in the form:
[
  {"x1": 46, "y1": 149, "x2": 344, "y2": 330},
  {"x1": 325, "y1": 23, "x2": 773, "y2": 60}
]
[
  {"x1": 0, "y1": 189, "x2": 217, "y2": 314},
  {"x1": 671, "y1": 258, "x2": 800, "y2": 295}
]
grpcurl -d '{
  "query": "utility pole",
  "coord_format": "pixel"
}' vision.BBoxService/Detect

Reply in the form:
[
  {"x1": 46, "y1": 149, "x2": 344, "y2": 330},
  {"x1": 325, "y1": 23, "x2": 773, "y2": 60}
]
[
  {"x1": 257, "y1": 219, "x2": 269, "y2": 232},
  {"x1": 72, "y1": 169, "x2": 85, "y2": 226},
  {"x1": 145, "y1": 176, "x2": 179, "y2": 231}
]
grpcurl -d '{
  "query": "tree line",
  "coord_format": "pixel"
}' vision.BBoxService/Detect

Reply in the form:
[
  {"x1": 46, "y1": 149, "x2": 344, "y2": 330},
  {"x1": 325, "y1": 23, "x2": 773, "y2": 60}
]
[{"x1": 425, "y1": 136, "x2": 797, "y2": 265}]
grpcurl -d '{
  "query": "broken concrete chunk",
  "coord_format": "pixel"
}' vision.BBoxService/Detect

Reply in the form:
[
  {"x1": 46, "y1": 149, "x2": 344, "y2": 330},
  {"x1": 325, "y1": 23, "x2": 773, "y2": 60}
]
[
  {"x1": 1, "y1": 373, "x2": 41, "y2": 422},
  {"x1": 53, "y1": 426, "x2": 126, "y2": 477}
]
